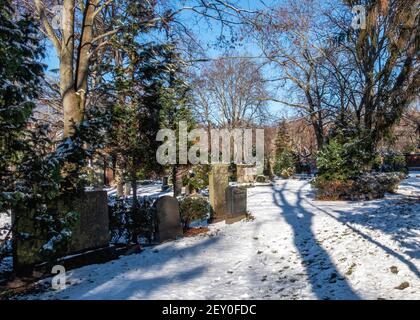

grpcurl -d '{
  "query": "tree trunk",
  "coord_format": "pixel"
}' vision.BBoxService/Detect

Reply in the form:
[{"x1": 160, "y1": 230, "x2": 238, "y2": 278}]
[
  {"x1": 131, "y1": 179, "x2": 138, "y2": 211},
  {"x1": 60, "y1": 0, "x2": 79, "y2": 138},
  {"x1": 75, "y1": 1, "x2": 95, "y2": 111},
  {"x1": 310, "y1": 112, "x2": 324, "y2": 151},
  {"x1": 115, "y1": 156, "x2": 125, "y2": 197},
  {"x1": 172, "y1": 165, "x2": 183, "y2": 197}
]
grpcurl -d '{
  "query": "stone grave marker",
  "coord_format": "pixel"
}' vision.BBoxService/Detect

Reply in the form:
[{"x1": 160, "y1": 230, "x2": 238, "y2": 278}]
[
  {"x1": 209, "y1": 164, "x2": 229, "y2": 222},
  {"x1": 237, "y1": 165, "x2": 256, "y2": 184},
  {"x1": 225, "y1": 186, "x2": 247, "y2": 224},
  {"x1": 162, "y1": 176, "x2": 170, "y2": 191},
  {"x1": 124, "y1": 183, "x2": 132, "y2": 196},
  {"x1": 13, "y1": 191, "x2": 110, "y2": 272},
  {"x1": 68, "y1": 191, "x2": 110, "y2": 253},
  {"x1": 155, "y1": 196, "x2": 183, "y2": 242}
]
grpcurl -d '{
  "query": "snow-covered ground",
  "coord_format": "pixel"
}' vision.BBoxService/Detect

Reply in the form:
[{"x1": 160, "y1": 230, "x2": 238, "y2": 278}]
[
  {"x1": 106, "y1": 182, "x2": 172, "y2": 199},
  {"x1": 0, "y1": 210, "x2": 13, "y2": 274},
  {"x1": 0, "y1": 213, "x2": 10, "y2": 239},
  {"x1": 19, "y1": 173, "x2": 419, "y2": 300}
]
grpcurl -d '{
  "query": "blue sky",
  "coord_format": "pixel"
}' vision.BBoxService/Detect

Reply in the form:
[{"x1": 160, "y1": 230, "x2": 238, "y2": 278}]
[{"x1": 41, "y1": 0, "x2": 290, "y2": 120}]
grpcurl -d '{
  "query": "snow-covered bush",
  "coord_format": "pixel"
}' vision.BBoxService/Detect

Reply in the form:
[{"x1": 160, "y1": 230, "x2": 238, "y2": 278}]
[
  {"x1": 313, "y1": 172, "x2": 406, "y2": 200},
  {"x1": 182, "y1": 166, "x2": 210, "y2": 194},
  {"x1": 312, "y1": 177, "x2": 355, "y2": 200},
  {"x1": 354, "y1": 172, "x2": 407, "y2": 198},
  {"x1": 108, "y1": 196, "x2": 156, "y2": 244},
  {"x1": 373, "y1": 152, "x2": 408, "y2": 174},
  {"x1": 179, "y1": 196, "x2": 210, "y2": 231},
  {"x1": 274, "y1": 151, "x2": 296, "y2": 178},
  {"x1": 0, "y1": 212, "x2": 12, "y2": 260}
]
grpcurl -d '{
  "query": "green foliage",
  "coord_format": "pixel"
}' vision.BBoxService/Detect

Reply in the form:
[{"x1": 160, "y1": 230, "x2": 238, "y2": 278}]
[
  {"x1": 316, "y1": 139, "x2": 354, "y2": 181},
  {"x1": 182, "y1": 166, "x2": 210, "y2": 192},
  {"x1": 314, "y1": 129, "x2": 407, "y2": 200},
  {"x1": 0, "y1": 2, "x2": 111, "y2": 263},
  {"x1": 108, "y1": 196, "x2": 156, "y2": 245},
  {"x1": 273, "y1": 121, "x2": 295, "y2": 178},
  {"x1": 313, "y1": 172, "x2": 406, "y2": 201},
  {"x1": 179, "y1": 196, "x2": 210, "y2": 231},
  {"x1": 274, "y1": 151, "x2": 295, "y2": 178},
  {"x1": 0, "y1": 1, "x2": 44, "y2": 211},
  {"x1": 373, "y1": 153, "x2": 408, "y2": 174},
  {"x1": 316, "y1": 132, "x2": 375, "y2": 182}
]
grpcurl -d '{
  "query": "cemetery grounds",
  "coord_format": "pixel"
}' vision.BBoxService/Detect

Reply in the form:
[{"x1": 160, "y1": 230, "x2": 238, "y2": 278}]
[{"x1": 1, "y1": 173, "x2": 419, "y2": 300}]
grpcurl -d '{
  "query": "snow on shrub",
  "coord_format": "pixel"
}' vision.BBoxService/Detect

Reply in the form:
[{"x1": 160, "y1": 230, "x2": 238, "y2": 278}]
[
  {"x1": 179, "y1": 196, "x2": 210, "y2": 231},
  {"x1": 108, "y1": 196, "x2": 156, "y2": 245},
  {"x1": 373, "y1": 152, "x2": 408, "y2": 174},
  {"x1": 0, "y1": 219, "x2": 12, "y2": 259},
  {"x1": 313, "y1": 172, "x2": 407, "y2": 201}
]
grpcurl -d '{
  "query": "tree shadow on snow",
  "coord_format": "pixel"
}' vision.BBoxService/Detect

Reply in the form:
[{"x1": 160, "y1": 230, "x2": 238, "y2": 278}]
[
  {"x1": 272, "y1": 181, "x2": 360, "y2": 300},
  {"x1": 307, "y1": 200, "x2": 420, "y2": 277},
  {"x1": 55, "y1": 236, "x2": 221, "y2": 300}
]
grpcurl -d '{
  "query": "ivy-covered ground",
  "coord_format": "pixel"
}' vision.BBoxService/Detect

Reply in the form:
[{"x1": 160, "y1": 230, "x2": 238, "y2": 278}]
[{"x1": 7, "y1": 173, "x2": 420, "y2": 300}]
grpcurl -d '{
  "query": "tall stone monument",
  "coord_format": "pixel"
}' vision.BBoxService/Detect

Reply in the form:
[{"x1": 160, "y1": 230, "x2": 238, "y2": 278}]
[{"x1": 209, "y1": 164, "x2": 229, "y2": 222}]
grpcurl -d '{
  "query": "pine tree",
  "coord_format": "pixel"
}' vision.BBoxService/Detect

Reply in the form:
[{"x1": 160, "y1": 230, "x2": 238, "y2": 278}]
[
  {"x1": 0, "y1": 0, "x2": 44, "y2": 216},
  {"x1": 273, "y1": 121, "x2": 295, "y2": 178},
  {"x1": 0, "y1": 1, "x2": 106, "y2": 264},
  {"x1": 157, "y1": 42, "x2": 196, "y2": 197}
]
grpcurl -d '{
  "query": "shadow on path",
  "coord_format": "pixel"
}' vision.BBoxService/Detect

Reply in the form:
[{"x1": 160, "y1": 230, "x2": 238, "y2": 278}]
[
  {"x1": 272, "y1": 181, "x2": 360, "y2": 300},
  {"x1": 306, "y1": 201, "x2": 420, "y2": 277}
]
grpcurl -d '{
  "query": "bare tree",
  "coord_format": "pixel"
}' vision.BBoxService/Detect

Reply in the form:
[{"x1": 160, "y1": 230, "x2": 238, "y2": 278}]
[
  {"x1": 191, "y1": 56, "x2": 270, "y2": 129},
  {"x1": 248, "y1": 0, "x2": 333, "y2": 150},
  {"x1": 24, "y1": 0, "x2": 255, "y2": 138},
  {"x1": 324, "y1": 0, "x2": 420, "y2": 153}
]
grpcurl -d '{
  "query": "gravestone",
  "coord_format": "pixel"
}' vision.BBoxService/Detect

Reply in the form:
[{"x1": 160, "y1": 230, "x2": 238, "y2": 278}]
[
  {"x1": 124, "y1": 183, "x2": 132, "y2": 196},
  {"x1": 162, "y1": 176, "x2": 170, "y2": 191},
  {"x1": 209, "y1": 164, "x2": 229, "y2": 221},
  {"x1": 237, "y1": 165, "x2": 256, "y2": 184},
  {"x1": 67, "y1": 191, "x2": 110, "y2": 253},
  {"x1": 155, "y1": 196, "x2": 183, "y2": 242},
  {"x1": 92, "y1": 157, "x2": 105, "y2": 190},
  {"x1": 226, "y1": 186, "x2": 247, "y2": 216},
  {"x1": 13, "y1": 191, "x2": 110, "y2": 272}
]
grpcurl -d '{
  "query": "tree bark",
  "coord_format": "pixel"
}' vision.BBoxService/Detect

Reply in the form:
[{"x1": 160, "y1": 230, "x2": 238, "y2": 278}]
[
  {"x1": 172, "y1": 165, "x2": 183, "y2": 197},
  {"x1": 61, "y1": 0, "x2": 80, "y2": 138},
  {"x1": 115, "y1": 156, "x2": 125, "y2": 197}
]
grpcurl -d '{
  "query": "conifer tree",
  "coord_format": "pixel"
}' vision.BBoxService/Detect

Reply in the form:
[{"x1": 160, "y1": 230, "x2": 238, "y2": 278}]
[{"x1": 0, "y1": 0, "x2": 45, "y2": 212}]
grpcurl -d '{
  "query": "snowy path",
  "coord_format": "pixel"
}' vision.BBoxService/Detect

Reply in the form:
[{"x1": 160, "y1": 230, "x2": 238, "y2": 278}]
[{"x1": 24, "y1": 175, "x2": 419, "y2": 300}]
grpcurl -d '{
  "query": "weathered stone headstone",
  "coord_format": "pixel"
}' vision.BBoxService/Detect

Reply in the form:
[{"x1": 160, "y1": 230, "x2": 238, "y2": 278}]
[
  {"x1": 226, "y1": 186, "x2": 247, "y2": 217},
  {"x1": 162, "y1": 176, "x2": 170, "y2": 191},
  {"x1": 237, "y1": 165, "x2": 256, "y2": 184},
  {"x1": 68, "y1": 191, "x2": 110, "y2": 253},
  {"x1": 209, "y1": 164, "x2": 229, "y2": 221},
  {"x1": 155, "y1": 196, "x2": 183, "y2": 242},
  {"x1": 92, "y1": 157, "x2": 105, "y2": 190},
  {"x1": 13, "y1": 191, "x2": 110, "y2": 272},
  {"x1": 124, "y1": 183, "x2": 132, "y2": 196}
]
